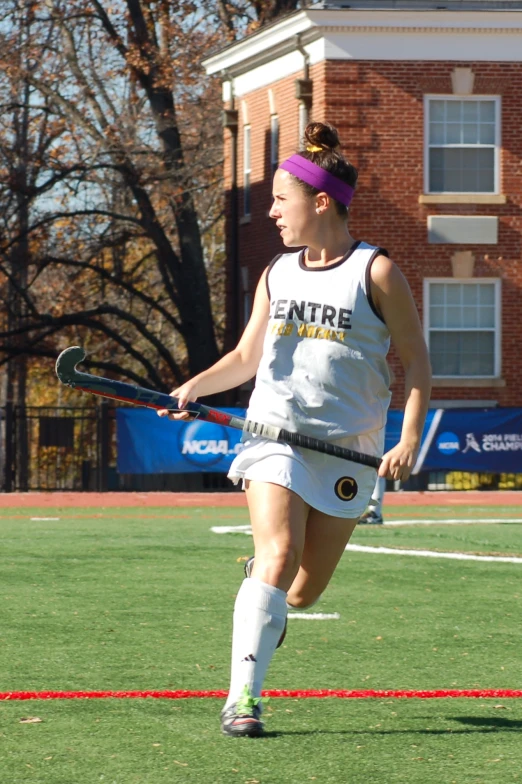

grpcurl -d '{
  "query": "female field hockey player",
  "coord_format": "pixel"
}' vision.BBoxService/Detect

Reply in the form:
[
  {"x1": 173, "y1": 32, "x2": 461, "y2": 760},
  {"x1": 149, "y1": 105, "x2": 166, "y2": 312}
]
[{"x1": 158, "y1": 122, "x2": 432, "y2": 738}]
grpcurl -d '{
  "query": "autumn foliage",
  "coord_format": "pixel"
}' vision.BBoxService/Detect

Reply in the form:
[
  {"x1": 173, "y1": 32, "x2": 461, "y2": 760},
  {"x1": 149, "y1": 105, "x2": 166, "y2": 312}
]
[{"x1": 0, "y1": 0, "x2": 303, "y2": 407}]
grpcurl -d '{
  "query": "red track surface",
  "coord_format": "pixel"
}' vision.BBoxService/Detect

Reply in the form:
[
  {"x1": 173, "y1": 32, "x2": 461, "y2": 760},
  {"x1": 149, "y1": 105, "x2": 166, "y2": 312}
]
[
  {"x1": 0, "y1": 490, "x2": 521, "y2": 507},
  {"x1": 2, "y1": 689, "x2": 522, "y2": 701}
]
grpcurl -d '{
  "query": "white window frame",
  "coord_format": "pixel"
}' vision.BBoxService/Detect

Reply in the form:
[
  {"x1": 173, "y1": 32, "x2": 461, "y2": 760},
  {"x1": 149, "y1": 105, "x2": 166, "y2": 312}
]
[
  {"x1": 243, "y1": 124, "x2": 251, "y2": 216},
  {"x1": 423, "y1": 95, "x2": 501, "y2": 195},
  {"x1": 423, "y1": 277, "x2": 502, "y2": 379},
  {"x1": 270, "y1": 114, "x2": 279, "y2": 179}
]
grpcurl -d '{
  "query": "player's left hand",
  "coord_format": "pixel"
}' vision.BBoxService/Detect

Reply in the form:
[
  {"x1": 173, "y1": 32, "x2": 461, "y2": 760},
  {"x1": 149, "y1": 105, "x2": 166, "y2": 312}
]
[{"x1": 378, "y1": 441, "x2": 418, "y2": 482}]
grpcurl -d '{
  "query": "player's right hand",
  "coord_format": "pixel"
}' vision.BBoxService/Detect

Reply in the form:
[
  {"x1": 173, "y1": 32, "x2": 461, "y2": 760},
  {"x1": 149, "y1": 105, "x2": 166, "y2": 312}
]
[{"x1": 157, "y1": 380, "x2": 200, "y2": 421}]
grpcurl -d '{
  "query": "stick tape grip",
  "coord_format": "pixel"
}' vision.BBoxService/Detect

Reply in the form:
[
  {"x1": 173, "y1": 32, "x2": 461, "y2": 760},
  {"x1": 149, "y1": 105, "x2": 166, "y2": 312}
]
[{"x1": 243, "y1": 419, "x2": 282, "y2": 440}]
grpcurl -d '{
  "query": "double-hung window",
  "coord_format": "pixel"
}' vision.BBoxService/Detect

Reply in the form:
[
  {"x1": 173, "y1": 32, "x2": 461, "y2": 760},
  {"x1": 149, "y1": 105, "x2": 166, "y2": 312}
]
[
  {"x1": 243, "y1": 124, "x2": 251, "y2": 216},
  {"x1": 425, "y1": 97, "x2": 500, "y2": 193},
  {"x1": 424, "y1": 279, "x2": 501, "y2": 378}
]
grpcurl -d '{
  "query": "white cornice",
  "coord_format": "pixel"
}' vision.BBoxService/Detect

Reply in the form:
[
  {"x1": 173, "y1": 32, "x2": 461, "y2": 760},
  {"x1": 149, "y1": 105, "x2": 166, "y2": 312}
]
[
  {"x1": 230, "y1": 42, "x2": 325, "y2": 98},
  {"x1": 204, "y1": 11, "x2": 314, "y2": 76},
  {"x1": 203, "y1": 8, "x2": 522, "y2": 80},
  {"x1": 323, "y1": 27, "x2": 522, "y2": 63},
  {"x1": 307, "y1": 8, "x2": 522, "y2": 30},
  {"x1": 320, "y1": 24, "x2": 522, "y2": 34}
]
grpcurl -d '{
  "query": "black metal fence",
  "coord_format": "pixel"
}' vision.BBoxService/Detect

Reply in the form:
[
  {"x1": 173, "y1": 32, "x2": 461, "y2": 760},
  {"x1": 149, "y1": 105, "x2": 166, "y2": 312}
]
[
  {"x1": 1, "y1": 402, "x2": 112, "y2": 492},
  {"x1": 1, "y1": 404, "x2": 521, "y2": 493},
  {"x1": 0, "y1": 403, "x2": 235, "y2": 492}
]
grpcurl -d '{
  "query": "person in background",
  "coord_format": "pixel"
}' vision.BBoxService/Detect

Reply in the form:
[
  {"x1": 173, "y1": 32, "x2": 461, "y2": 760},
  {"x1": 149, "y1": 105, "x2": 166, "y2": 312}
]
[{"x1": 359, "y1": 475, "x2": 387, "y2": 524}]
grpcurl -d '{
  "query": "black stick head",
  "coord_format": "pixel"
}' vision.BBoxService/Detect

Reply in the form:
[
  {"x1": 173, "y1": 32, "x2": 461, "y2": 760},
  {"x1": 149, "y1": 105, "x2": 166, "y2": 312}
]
[{"x1": 55, "y1": 346, "x2": 87, "y2": 386}]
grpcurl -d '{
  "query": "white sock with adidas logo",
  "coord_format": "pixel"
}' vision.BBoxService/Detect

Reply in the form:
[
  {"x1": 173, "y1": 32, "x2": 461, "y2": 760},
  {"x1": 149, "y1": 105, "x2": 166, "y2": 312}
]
[{"x1": 224, "y1": 577, "x2": 288, "y2": 712}]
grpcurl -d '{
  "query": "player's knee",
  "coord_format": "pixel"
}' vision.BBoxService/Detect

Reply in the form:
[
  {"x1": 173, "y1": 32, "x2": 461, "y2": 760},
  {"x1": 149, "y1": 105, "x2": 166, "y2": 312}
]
[
  {"x1": 286, "y1": 590, "x2": 322, "y2": 610},
  {"x1": 255, "y1": 545, "x2": 301, "y2": 584}
]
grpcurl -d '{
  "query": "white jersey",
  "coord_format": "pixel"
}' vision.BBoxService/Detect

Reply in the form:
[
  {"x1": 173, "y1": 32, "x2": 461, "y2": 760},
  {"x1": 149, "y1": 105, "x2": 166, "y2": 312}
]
[{"x1": 246, "y1": 241, "x2": 391, "y2": 439}]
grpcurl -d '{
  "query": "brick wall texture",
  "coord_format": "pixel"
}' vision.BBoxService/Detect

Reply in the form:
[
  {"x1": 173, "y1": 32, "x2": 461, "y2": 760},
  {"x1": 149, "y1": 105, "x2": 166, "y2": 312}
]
[{"x1": 223, "y1": 60, "x2": 522, "y2": 408}]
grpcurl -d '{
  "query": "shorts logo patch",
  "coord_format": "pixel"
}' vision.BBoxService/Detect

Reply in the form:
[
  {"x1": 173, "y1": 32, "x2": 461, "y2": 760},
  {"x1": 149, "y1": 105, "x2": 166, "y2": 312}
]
[{"x1": 334, "y1": 476, "x2": 358, "y2": 501}]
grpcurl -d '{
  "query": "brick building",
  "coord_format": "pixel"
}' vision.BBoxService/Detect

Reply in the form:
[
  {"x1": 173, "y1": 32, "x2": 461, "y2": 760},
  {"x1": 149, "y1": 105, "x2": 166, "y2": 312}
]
[{"x1": 204, "y1": 0, "x2": 522, "y2": 411}]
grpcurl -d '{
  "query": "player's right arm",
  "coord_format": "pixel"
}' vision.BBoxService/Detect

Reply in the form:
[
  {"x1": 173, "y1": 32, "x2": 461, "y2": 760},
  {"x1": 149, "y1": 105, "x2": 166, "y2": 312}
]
[{"x1": 158, "y1": 268, "x2": 270, "y2": 419}]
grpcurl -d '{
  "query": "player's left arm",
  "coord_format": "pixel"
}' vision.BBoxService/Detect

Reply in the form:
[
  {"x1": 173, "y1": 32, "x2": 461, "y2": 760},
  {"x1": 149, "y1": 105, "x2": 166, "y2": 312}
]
[{"x1": 370, "y1": 255, "x2": 432, "y2": 481}]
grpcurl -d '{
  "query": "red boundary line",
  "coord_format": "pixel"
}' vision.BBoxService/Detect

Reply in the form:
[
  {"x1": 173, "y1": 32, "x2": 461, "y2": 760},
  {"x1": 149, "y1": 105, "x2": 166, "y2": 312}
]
[{"x1": 2, "y1": 689, "x2": 522, "y2": 701}]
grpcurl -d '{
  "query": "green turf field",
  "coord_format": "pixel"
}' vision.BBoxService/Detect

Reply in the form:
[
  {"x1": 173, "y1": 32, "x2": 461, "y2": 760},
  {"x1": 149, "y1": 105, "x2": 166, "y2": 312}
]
[{"x1": 1, "y1": 504, "x2": 521, "y2": 783}]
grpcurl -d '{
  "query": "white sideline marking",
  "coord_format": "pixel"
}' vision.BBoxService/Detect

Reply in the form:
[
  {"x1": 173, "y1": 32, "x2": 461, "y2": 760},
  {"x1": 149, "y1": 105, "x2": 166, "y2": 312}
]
[
  {"x1": 211, "y1": 520, "x2": 522, "y2": 535},
  {"x1": 288, "y1": 613, "x2": 340, "y2": 620},
  {"x1": 346, "y1": 544, "x2": 522, "y2": 564},
  {"x1": 211, "y1": 524, "x2": 522, "y2": 563},
  {"x1": 211, "y1": 525, "x2": 252, "y2": 534},
  {"x1": 385, "y1": 518, "x2": 522, "y2": 526},
  {"x1": 30, "y1": 517, "x2": 60, "y2": 521}
]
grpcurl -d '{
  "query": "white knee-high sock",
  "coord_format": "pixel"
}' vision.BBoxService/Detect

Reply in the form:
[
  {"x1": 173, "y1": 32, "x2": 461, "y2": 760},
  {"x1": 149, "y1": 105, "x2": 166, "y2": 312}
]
[{"x1": 224, "y1": 577, "x2": 288, "y2": 711}]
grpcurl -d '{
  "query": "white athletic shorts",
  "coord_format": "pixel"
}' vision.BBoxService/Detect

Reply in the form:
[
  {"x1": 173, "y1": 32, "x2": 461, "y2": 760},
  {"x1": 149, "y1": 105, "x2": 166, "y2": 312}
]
[{"x1": 228, "y1": 429, "x2": 384, "y2": 519}]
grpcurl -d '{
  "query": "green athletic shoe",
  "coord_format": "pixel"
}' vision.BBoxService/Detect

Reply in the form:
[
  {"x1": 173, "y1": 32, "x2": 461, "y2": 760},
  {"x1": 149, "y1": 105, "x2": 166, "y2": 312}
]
[{"x1": 221, "y1": 686, "x2": 265, "y2": 738}]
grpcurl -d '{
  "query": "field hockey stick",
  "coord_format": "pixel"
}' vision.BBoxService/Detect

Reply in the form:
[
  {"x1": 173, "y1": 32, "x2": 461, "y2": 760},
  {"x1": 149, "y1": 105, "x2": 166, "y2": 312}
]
[{"x1": 55, "y1": 346, "x2": 382, "y2": 469}]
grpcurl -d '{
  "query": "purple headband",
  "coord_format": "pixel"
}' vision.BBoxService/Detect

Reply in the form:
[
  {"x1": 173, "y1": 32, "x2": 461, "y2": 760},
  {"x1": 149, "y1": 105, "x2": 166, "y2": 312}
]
[{"x1": 279, "y1": 154, "x2": 354, "y2": 207}]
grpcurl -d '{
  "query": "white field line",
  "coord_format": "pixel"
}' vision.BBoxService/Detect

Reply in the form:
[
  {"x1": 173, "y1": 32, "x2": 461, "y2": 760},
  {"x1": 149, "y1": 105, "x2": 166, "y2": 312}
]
[
  {"x1": 287, "y1": 613, "x2": 340, "y2": 620},
  {"x1": 30, "y1": 517, "x2": 60, "y2": 521},
  {"x1": 384, "y1": 518, "x2": 522, "y2": 526},
  {"x1": 346, "y1": 544, "x2": 522, "y2": 564},
  {"x1": 211, "y1": 520, "x2": 522, "y2": 535},
  {"x1": 211, "y1": 524, "x2": 522, "y2": 563},
  {"x1": 211, "y1": 525, "x2": 252, "y2": 535}
]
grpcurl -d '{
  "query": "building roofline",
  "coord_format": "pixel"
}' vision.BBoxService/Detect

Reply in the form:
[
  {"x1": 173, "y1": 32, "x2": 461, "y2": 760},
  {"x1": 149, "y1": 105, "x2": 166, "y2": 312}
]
[
  {"x1": 314, "y1": 1, "x2": 522, "y2": 7},
  {"x1": 203, "y1": 4, "x2": 522, "y2": 76},
  {"x1": 203, "y1": 10, "x2": 312, "y2": 76}
]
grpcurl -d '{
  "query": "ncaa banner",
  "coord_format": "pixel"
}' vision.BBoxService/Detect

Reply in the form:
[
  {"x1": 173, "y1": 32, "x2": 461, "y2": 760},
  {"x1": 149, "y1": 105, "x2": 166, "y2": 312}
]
[
  {"x1": 116, "y1": 406, "x2": 522, "y2": 475},
  {"x1": 116, "y1": 407, "x2": 246, "y2": 474},
  {"x1": 416, "y1": 407, "x2": 522, "y2": 473}
]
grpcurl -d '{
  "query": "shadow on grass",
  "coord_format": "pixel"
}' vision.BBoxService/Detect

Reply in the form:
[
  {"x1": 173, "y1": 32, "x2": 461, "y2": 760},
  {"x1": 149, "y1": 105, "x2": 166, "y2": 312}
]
[
  {"x1": 262, "y1": 716, "x2": 522, "y2": 738},
  {"x1": 453, "y1": 716, "x2": 522, "y2": 730}
]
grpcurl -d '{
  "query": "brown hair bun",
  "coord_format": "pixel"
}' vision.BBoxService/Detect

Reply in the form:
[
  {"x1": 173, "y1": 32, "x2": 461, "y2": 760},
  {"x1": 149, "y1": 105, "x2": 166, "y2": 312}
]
[{"x1": 304, "y1": 122, "x2": 341, "y2": 152}]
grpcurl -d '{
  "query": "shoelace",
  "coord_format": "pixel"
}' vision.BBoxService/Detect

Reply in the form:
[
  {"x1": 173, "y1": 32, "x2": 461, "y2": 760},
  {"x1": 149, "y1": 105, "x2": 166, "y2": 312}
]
[{"x1": 235, "y1": 685, "x2": 267, "y2": 715}]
